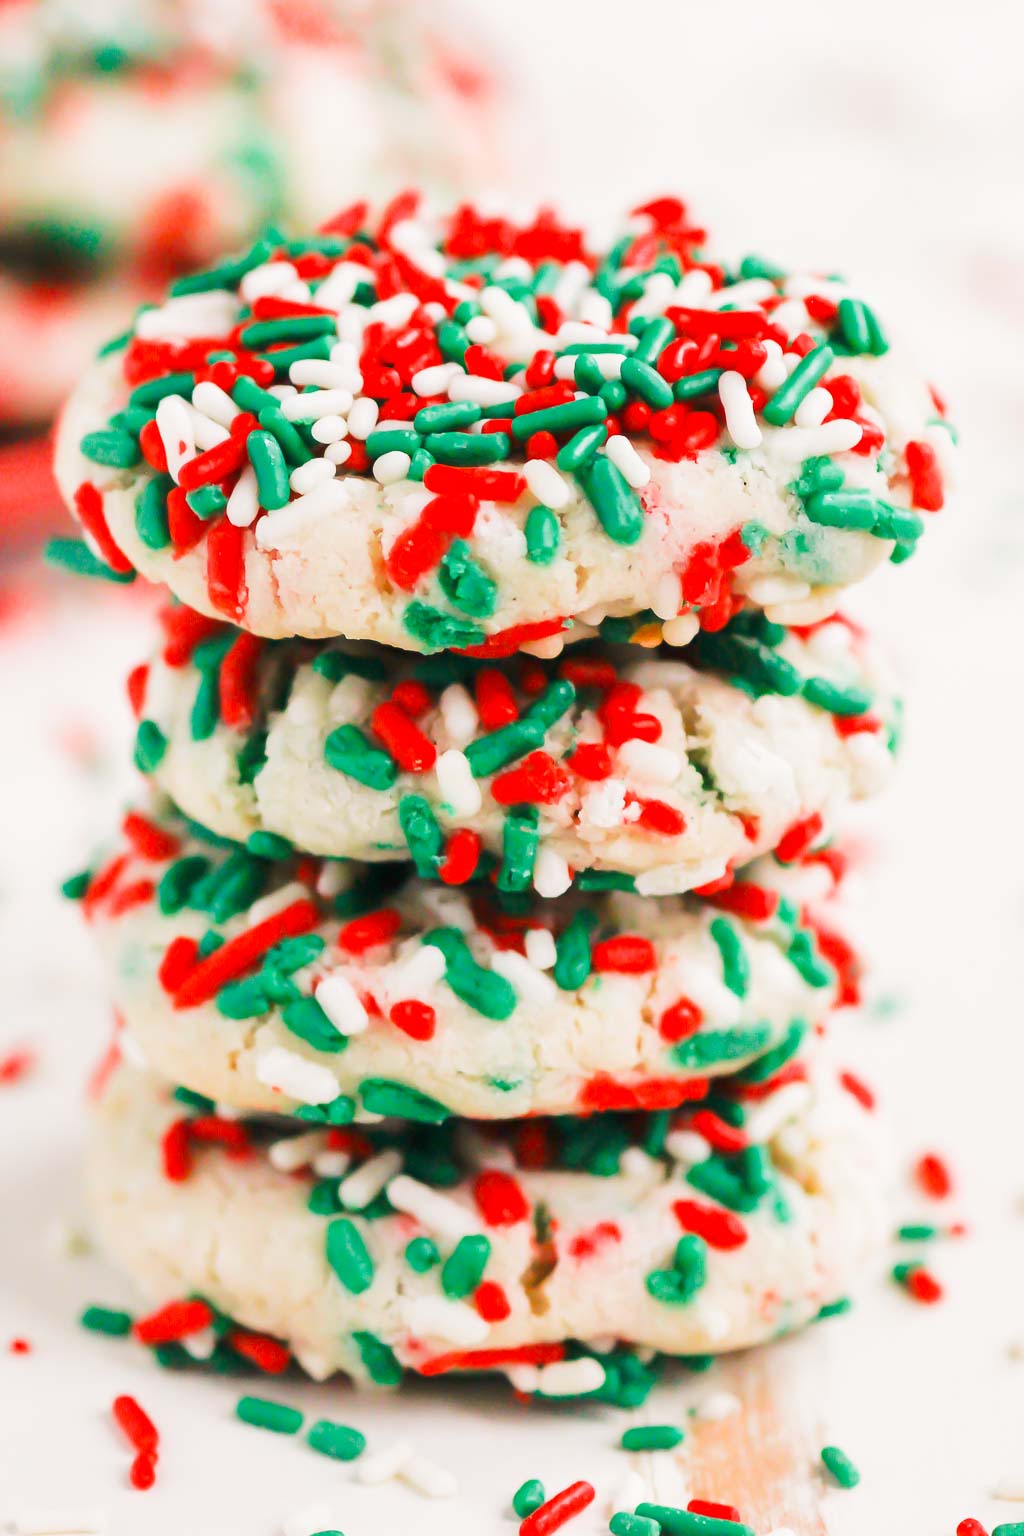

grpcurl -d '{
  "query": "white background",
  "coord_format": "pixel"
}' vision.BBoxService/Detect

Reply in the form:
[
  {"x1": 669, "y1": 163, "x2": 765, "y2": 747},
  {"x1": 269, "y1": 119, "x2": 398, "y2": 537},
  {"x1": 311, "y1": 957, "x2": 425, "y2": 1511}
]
[{"x1": 2, "y1": 0, "x2": 1023, "y2": 1531}]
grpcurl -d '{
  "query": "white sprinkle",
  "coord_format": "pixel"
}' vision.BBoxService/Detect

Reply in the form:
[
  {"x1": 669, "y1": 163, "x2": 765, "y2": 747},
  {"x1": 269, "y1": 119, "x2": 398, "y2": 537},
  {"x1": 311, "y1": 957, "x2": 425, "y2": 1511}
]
[
  {"x1": 674, "y1": 267, "x2": 715, "y2": 306},
  {"x1": 742, "y1": 573, "x2": 811, "y2": 606},
  {"x1": 520, "y1": 633, "x2": 566, "y2": 660},
  {"x1": 435, "y1": 749, "x2": 481, "y2": 816},
  {"x1": 118, "y1": 1031, "x2": 147, "y2": 1069},
  {"x1": 268, "y1": 1130, "x2": 329, "y2": 1173},
  {"x1": 464, "y1": 314, "x2": 498, "y2": 345},
  {"x1": 628, "y1": 270, "x2": 678, "y2": 321},
  {"x1": 386, "y1": 1174, "x2": 475, "y2": 1239},
  {"x1": 191, "y1": 380, "x2": 239, "y2": 428},
  {"x1": 356, "y1": 1441, "x2": 412, "y2": 1486},
  {"x1": 693, "y1": 1390, "x2": 741, "y2": 1422},
  {"x1": 524, "y1": 926, "x2": 557, "y2": 970},
  {"x1": 280, "y1": 388, "x2": 353, "y2": 422},
  {"x1": 534, "y1": 1358, "x2": 606, "y2": 1397},
  {"x1": 136, "y1": 289, "x2": 236, "y2": 341},
  {"x1": 605, "y1": 433, "x2": 651, "y2": 488},
  {"x1": 491, "y1": 948, "x2": 554, "y2": 1005},
  {"x1": 447, "y1": 374, "x2": 522, "y2": 408},
  {"x1": 400, "y1": 1295, "x2": 488, "y2": 1346},
  {"x1": 662, "y1": 613, "x2": 700, "y2": 647},
  {"x1": 794, "y1": 386, "x2": 833, "y2": 429},
  {"x1": 155, "y1": 394, "x2": 195, "y2": 483},
  {"x1": 12, "y1": 1509, "x2": 107, "y2": 1534},
  {"x1": 255, "y1": 1048, "x2": 338, "y2": 1105},
  {"x1": 315, "y1": 974, "x2": 369, "y2": 1036},
  {"x1": 339, "y1": 1149, "x2": 403, "y2": 1210},
  {"x1": 768, "y1": 418, "x2": 862, "y2": 461},
  {"x1": 310, "y1": 414, "x2": 349, "y2": 445},
  {"x1": 240, "y1": 261, "x2": 301, "y2": 303},
  {"x1": 992, "y1": 1476, "x2": 1024, "y2": 1501},
  {"x1": 316, "y1": 264, "x2": 371, "y2": 315},
  {"x1": 388, "y1": 942, "x2": 448, "y2": 1001},
  {"x1": 373, "y1": 450, "x2": 412, "y2": 485},
  {"x1": 182, "y1": 1326, "x2": 217, "y2": 1360},
  {"x1": 608, "y1": 1472, "x2": 648, "y2": 1518},
  {"x1": 523, "y1": 458, "x2": 571, "y2": 509},
  {"x1": 719, "y1": 370, "x2": 763, "y2": 450},
  {"x1": 400, "y1": 1453, "x2": 459, "y2": 1500},
  {"x1": 618, "y1": 738, "x2": 679, "y2": 786},
  {"x1": 438, "y1": 683, "x2": 478, "y2": 747},
  {"x1": 371, "y1": 293, "x2": 419, "y2": 328},
  {"x1": 553, "y1": 351, "x2": 623, "y2": 383},
  {"x1": 276, "y1": 476, "x2": 348, "y2": 526},
  {"x1": 743, "y1": 1081, "x2": 812, "y2": 1144},
  {"x1": 665, "y1": 1129, "x2": 712, "y2": 1165},
  {"x1": 479, "y1": 284, "x2": 534, "y2": 336},
  {"x1": 533, "y1": 846, "x2": 572, "y2": 899},
  {"x1": 190, "y1": 405, "x2": 230, "y2": 451},
  {"x1": 347, "y1": 397, "x2": 379, "y2": 440},
  {"x1": 754, "y1": 339, "x2": 787, "y2": 391},
  {"x1": 289, "y1": 360, "x2": 359, "y2": 390},
  {"x1": 325, "y1": 440, "x2": 352, "y2": 466},
  {"x1": 412, "y1": 362, "x2": 463, "y2": 397},
  {"x1": 312, "y1": 1149, "x2": 350, "y2": 1178},
  {"x1": 289, "y1": 458, "x2": 336, "y2": 497},
  {"x1": 651, "y1": 571, "x2": 683, "y2": 622}
]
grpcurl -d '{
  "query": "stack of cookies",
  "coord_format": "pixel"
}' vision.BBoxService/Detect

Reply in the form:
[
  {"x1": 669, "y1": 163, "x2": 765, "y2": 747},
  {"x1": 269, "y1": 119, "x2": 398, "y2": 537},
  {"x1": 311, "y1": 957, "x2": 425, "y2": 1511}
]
[{"x1": 60, "y1": 194, "x2": 950, "y2": 1403}]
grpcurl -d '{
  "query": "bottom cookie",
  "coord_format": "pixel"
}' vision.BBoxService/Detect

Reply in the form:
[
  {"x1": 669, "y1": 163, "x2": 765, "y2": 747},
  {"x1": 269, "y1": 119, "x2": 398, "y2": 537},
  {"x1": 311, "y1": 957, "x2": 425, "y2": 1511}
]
[{"x1": 88, "y1": 1059, "x2": 885, "y2": 1396}]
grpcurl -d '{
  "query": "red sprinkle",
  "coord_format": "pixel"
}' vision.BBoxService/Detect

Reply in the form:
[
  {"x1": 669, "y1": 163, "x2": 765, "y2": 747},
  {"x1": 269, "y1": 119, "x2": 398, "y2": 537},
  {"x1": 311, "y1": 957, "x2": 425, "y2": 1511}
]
[
  {"x1": 418, "y1": 1342, "x2": 565, "y2": 1377},
  {"x1": 491, "y1": 750, "x2": 570, "y2": 806},
  {"x1": 706, "y1": 881, "x2": 778, "y2": 922},
  {"x1": 905, "y1": 1267, "x2": 943, "y2": 1305},
  {"x1": 73, "y1": 481, "x2": 133, "y2": 575},
  {"x1": 904, "y1": 439, "x2": 944, "y2": 511},
  {"x1": 687, "y1": 1499, "x2": 742, "y2": 1522},
  {"x1": 915, "y1": 1151, "x2": 953, "y2": 1199},
  {"x1": 0, "y1": 1048, "x2": 36, "y2": 1086},
  {"x1": 338, "y1": 907, "x2": 401, "y2": 954},
  {"x1": 775, "y1": 811, "x2": 823, "y2": 864},
  {"x1": 659, "y1": 997, "x2": 703, "y2": 1042},
  {"x1": 172, "y1": 900, "x2": 319, "y2": 1008},
  {"x1": 218, "y1": 633, "x2": 263, "y2": 731},
  {"x1": 113, "y1": 1394, "x2": 159, "y2": 1454},
  {"x1": 474, "y1": 1281, "x2": 511, "y2": 1322},
  {"x1": 520, "y1": 1480, "x2": 595, "y2": 1536},
  {"x1": 206, "y1": 517, "x2": 248, "y2": 621},
  {"x1": 673, "y1": 1197, "x2": 747, "y2": 1251},
  {"x1": 590, "y1": 935, "x2": 657, "y2": 974},
  {"x1": 134, "y1": 1298, "x2": 213, "y2": 1346},
  {"x1": 839, "y1": 1069, "x2": 875, "y2": 1110},
  {"x1": 371, "y1": 701, "x2": 437, "y2": 773},
  {"x1": 122, "y1": 810, "x2": 180, "y2": 862},
  {"x1": 157, "y1": 935, "x2": 199, "y2": 994},
  {"x1": 160, "y1": 1119, "x2": 192, "y2": 1182},
  {"x1": 438, "y1": 828, "x2": 482, "y2": 885},
  {"x1": 389, "y1": 998, "x2": 436, "y2": 1040},
  {"x1": 228, "y1": 1330, "x2": 291, "y2": 1373},
  {"x1": 475, "y1": 669, "x2": 519, "y2": 728},
  {"x1": 129, "y1": 1452, "x2": 157, "y2": 1491},
  {"x1": 473, "y1": 1169, "x2": 529, "y2": 1226},
  {"x1": 957, "y1": 1521, "x2": 989, "y2": 1536}
]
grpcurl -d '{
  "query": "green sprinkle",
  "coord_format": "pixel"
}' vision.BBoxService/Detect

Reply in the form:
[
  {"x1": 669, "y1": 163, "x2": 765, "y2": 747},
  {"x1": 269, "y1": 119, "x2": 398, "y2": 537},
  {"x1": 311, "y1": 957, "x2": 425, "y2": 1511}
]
[
  {"x1": 186, "y1": 483, "x2": 228, "y2": 520},
  {"x1": 414, "y1": 401, "x2": 481, "y2": 434},
  {"x1": 576, "y1": 454, "x2": 644, "y2": 544},
  {"x1": 241, "y1": 315, "x2": 335, "y2": 349},
  {"x1": 993, "y1": 1525, "x2": 1024, "y2": 1536},
  {"x1": 134, "y1": 719, "x2": 167, "y2": 772},
  {"x1": 424, "y1": 928, "x2": 517, "y2": 1019},
  {"x1": 405, "y1": 1236, "x2": 440, "y2": 1273},
  {"x1": 620, "y1": 1424, "x2": 685, "y2": 1451},
  {"x1": 554, "y1": 910, "x2": 597, "y2": 990},
  {"x1": 45, "y1": 536, "x2": 135, "y2": 584},
  {"x1": 438, "y1": 539, "x2": 497, "y2": 617},
  {"x1": 646, "y1": 1234, "x2": 707, "y2": 1306},
  {"x1": 511, "y1": 394, "x2": 606, "y2": 441},
  {"x1": 497, "y1": 805, "x2": 539, "y2": 892},
  {"x1": 673, "y1": 368, "x2": 723, "y2": 402},
  {"x1": 423, "y1": 430, "x2": 509, "y2": 466},
  {"x1": 307, "y1": 1418, "x2": 366, "y2": 1461},
  {"x1": 686, "y1": 1157, "x2": 760, "y2": 1214},
  {"x1": 837, "y1": 297, "x2": 888, "y2": 356},
  {"x1": 157, "y1": 855, "x2": 209, "y2": 915},
  {"x1": 525, "y1": 504, "x2": 560, "y2": 564},
  {"x1": 636, "y1": 1505, "x2": 755, "y2": 1536},
  {"x1": 817, "y1": 1296, "x2": 853, "y2": 1321},
  {"x1": 440, "y1": 1234, "x2": 491, "y2": 1298},
  {"x1": 324, "y1": 724, "x2": 397, "y2": 791},
  {"x1": 257, "y1": 407, "x2": 312, "y2": 467},
  {"x1": 358, "y1": 1078, "x2": 451, "y2": 1124},
  {"x1": 610, "y1": 1515, "x2": 661, "y2": 1536},
  {"x1": 247, "y1": 428, "x2": 291, "y2": 511},
  {"x1": 366, "y1": 425, "x2": 421, "y2": 458},
  {"x1": 801, "y1": 675, "x2": 872, "y2": 715},
  {"x1": 739, "y1": 1020, "x2": 807, "y2": 1083},
  {"x1": 787, "y1": 929, "x2": 833, "y2": 988},
  {"x1": 258, "y1": 337, "x2": 332, "y2": 374},
  {"x1": 398, "y1": 794, "x2": 445, "y2": 878},
  {"x1": 465, "y1": 718, "x2": 545, "y2": 778},
  {"x1": 247, "y1": 830, "x2": 293, "y2": 860},
  {"x1": 80, "y1": 1305, "x2": 132, "y2": 1336},
  {"x1": 80, "y1": 428, "x2": 139, "y2": 468},
  {"x1": 352, "y1": 1330, "x2": 402, "y2": 1386},
  {"x1": 61, "y1": 869, "x2": 91, "y2": 900},
  {"x1": 709, "y1": 916, "x2": 749, "y2": 997},
  {"x1": 235, "y1": 1396, "x2": 303, "y2": 1435},
  {"x1": 896, "y1": 1223, "x2": 940, "y2": 1242},
  {"x1": 621, "y1": 355, "x2": 674, "y2": 408},
  {"x1": 282, "y1": 996, "x2": 346, "y2": 1054},
  {"x1": 190, "y1": 667, "x2": 220, "y2": 742},
  {"x1": 820, "y1": 1444, "x2": 860, "y2": 1489},
  {"x1": 556, "y1": 421, "x2": 607, "y2": 471},
  {"x1": 402, "y1": 601, "x2": 485, "y2": 652},
  {"x1": 762, "y1": 344, "x2": 834, "y2": 426},
  {"x1": 135, "y1": 475, "x2": 172, "y2": 549},
  {"x1": 512, "y1": 1480, "x2": 546, "y2": 1518},
  {"x1": 325, "y1": 1218, "x2": 374, "y2": 1295},
  {"x1": 803, "y1": 490, "x2": 882, "y2": 532},
  {"x1": 232, "y1": 375, "x2": 279, "y2": 415}
]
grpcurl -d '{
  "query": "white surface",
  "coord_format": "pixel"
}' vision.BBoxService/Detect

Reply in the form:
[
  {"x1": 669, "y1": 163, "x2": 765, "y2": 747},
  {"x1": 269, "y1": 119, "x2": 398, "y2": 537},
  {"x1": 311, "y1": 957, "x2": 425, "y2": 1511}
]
[{"x1": 2, "y1": 0, "x2": 1023, "y2": 1530}]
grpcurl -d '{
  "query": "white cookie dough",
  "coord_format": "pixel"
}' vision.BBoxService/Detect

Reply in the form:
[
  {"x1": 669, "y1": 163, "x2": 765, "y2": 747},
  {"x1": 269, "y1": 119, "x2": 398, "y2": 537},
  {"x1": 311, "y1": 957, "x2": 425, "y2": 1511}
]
[
  {"x1": 55, "y1": 200, "x2": 951, "y2": 643},
  {"x1": 88, "y1": 1058, "x2": 885, "y2": 1387},
  {"x1": 137, "y1": 612, "x2": 896, "y2": 890},
  {"x1": 82, "y1": 806, "x2": 845, "y2": 1119}
]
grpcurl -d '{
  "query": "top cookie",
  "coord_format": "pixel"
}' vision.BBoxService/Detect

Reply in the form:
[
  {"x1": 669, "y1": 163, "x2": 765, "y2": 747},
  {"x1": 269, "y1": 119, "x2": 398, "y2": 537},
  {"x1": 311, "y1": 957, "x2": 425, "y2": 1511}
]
[{"x1": 56, "y1": 195, "x2": 953, "y2": 650}]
